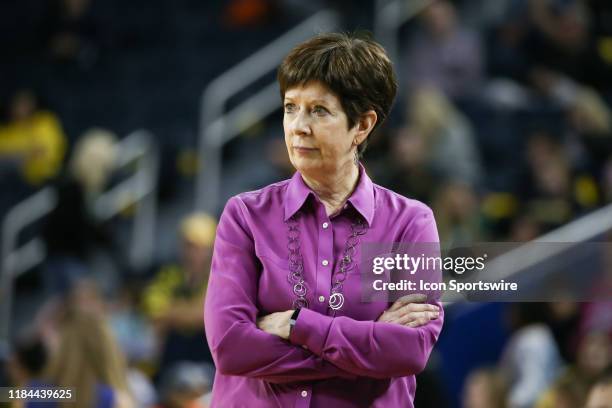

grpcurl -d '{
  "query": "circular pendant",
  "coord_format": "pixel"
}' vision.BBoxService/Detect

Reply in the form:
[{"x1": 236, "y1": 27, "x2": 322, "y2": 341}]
[
  {"x1": 329, "y1": 293, "x2": 344, "y2": 310},
  {"x1": 293, "y1": 298, "x2": 309, "y2": 309},
  {"x1": 293, "y1": 282, "x2": 307, "y2": 297}
]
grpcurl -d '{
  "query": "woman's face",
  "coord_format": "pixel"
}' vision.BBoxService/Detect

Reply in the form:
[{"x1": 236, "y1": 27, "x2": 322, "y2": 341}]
[{"x1": 283, "y1": 81, "x2": 362, "y2": 177}]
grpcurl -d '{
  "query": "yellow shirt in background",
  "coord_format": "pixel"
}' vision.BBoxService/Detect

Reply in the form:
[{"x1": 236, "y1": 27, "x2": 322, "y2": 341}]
[{"x1": 0, "y1": 111, "x2": 67, "y2": 185}]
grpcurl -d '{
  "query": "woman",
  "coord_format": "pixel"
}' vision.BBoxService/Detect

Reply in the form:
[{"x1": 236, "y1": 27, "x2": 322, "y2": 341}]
[
  {"x1": 204, "y1": 32, "x2": 444, "y2": 407},
  {"x1": 33, "y1": 310, "x2": 134, "y2": 408}
]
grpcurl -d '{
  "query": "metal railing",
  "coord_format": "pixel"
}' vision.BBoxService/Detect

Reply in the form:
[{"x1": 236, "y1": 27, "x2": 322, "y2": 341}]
[
  {"x1": 484, "y1": 203, "x2": 612, "y2": 282},
  {"x1": 93, "y1": 129, "x2": 159, "y2": 271},
  {"x1": 0, "y1": 129, "x2": 158, "y2": 357},
  {"x1": 443, "y1": 202, "x2": 612, "y2": 304},
  {"x1": 195, "y1": 10, "x2": 339, "y2": 213},
  {"x1": 374, "y1": 0, "x2": 432, "y2": 67},
  {"x1": 0, "y1": 187, "x2": 58, "y2": 358}
]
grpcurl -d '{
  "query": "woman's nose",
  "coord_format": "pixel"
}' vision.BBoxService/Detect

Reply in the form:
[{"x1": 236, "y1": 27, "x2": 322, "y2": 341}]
[{"x1": 290, "y1": 111, "x2": 311, "y2": 135}]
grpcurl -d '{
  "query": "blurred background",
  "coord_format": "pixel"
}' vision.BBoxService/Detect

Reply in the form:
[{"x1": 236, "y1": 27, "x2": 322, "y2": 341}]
[{"x1": 1, "y1": 0, "x2": 611, "y2": 407}]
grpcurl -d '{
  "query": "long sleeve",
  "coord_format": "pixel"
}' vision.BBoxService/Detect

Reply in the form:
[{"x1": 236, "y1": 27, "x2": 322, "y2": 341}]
[
  {"x1": 288, "y1": 305, "x2": 443, "y2": 379},
  {"x1": 204, "y1": 196, "x2": 355, "y2": 383},
  {"x1": 288, "y1": 208, "x2": 444, "y2": 379}
]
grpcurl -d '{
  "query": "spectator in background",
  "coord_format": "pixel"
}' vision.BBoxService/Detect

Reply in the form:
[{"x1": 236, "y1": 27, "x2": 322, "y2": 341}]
[
  {"x1": 486, "y1": 2, "x2": 531, "y2": 82},
  {"x1": 526, "y1": 0, "x2": 612, "y2": 90},
  {"x1": 432, "y1": 182, "x2": 482, "y2": 244},
  {"x1": 377, "y1": 125, "x2": 436, "y2": 203},
  {"x1": 67, "y1": 127, "x2": 118, "y2": 198},
  {"x1": 566, "y1": 85, "x2": 612, "y2": 173},
  {"x1": 142, "y1": 213, "x2": 216, "y2": 377},
  {"x1": 380, "y1": 85, "x2": 484, "y2": 242},
  {"x1": 403, "y1": 0, "x2": 484, "y2": 100},
  {"x1": 546, "y1": 301, "x2": 581, "y2": 363},
  {"x1": 575, "y1": 331, "x2": 611, "y2": 385},
  {"x1": 543, "y1": 331, "x2": 610, "y2": 408},
  {"x1": 0, "y1": 89, "x2": 66, "y2": 186},
  {"x1": 567, "y1": 86, "x2": 612, "y2": 139},
  {"x1": 520, "y1": 131, "x2": 599, "y2": 231},
  {"x1": 34, "y1": 277, "x2": 156, "y2": 407},
  {"x1": 6, "y1": 335, "x2": 48, "y2": 389},
  {"x1": 377, "y1": 87, "x2": 482, "y2": 208},
  {"x1": 38, "y1": 310, "x2": 133, "y2": 408},
  {"x1": 34, "y1": 277, "x2": 108, "y2": 366},
  {"x1": 42, "y1": 128, "x2": 118, "y2": 295},
  {"x1": 406, "y1": 87, "x2": 482, "y2": 187},
  {"x1": 508, "y1": 212, "x2": 543, "y2": 241},
  {"x1": 156, "y1": 362, "x2": 212, "y2": 408},
  {"x1": 585, "y1": 370, "x2": 612, "y2": 408},
  {"x1": 39, "y1": 0, "x2": 101, "y2": 68},
  {"x1": 499, "y1": 303, "x2": 563, "y2": 408},
  {"x1": 522, "y1": 132, "x2": 573, "y2": 228},
  {"x1": 108, "y1": 283, "x2": 158, "y2": 408},
  {"x1": 109, "y1": 283, "x2": 157, "y2": 366},
  {"x1": 529, "y1": 67, "x2": 612, "y2": 166},
  {"x1": 536, "y1": 370, "x2": 588, "y2": 408},
  {"x1": 462, "y1": 367, "x2": 508, "y2": 408}
]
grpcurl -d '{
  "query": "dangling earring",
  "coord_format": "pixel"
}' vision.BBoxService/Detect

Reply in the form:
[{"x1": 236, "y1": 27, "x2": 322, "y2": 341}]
[{"x1": 354, "y1": 145, "x2": 359, "y2": 165}]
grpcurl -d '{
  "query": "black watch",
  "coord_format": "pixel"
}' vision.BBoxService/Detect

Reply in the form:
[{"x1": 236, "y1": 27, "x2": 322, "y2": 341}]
[{"x1": 289, "y1": 308, "x2": 301, "y2": 336}]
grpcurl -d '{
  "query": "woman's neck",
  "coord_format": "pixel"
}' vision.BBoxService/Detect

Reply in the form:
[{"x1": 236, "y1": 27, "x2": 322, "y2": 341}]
[{"x1": 301, "y1": 163, "x2": 360, "y2": 216}]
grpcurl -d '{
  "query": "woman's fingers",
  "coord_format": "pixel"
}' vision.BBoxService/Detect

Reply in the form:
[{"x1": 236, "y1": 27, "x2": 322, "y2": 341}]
[
  {"x1": 380, "y1": 301, "x2": 440, "y2": 326},
  {"x1": 408, "y1": 317, "x2": 432, "y2": 328},
  {"x1": 386, "y1": 294, "x2": 428, "y2": 313},
  {"x1": 386, "y1": 302, "x2": 438, "y2": 321},
  {"x1": 256, "y1": 314, "x2": 274, "y2": 331},
  {"x1": 398, "y1": 302, "x2": 439, "y2": 315},
  {"x1": 395, "y1": 310, "x2": 439, "y2": 327}
]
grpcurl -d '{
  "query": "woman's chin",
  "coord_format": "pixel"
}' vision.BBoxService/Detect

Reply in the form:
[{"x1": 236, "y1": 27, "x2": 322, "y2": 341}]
[{"x1": 292, "y1": 157, "x2": 320, "y2": 174}]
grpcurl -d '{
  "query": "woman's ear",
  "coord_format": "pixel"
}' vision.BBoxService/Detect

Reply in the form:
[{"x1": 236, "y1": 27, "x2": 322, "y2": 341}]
[{"x1": 354, "y1": 110, "x2": 378, "y2": 146}]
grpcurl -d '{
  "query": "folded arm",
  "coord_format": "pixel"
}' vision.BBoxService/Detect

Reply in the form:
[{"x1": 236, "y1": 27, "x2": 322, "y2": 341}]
[
  {"x1": 204, "y1": 197, "x2": 355, "y2": 383},
  {"x1": 288, "y1": 207, "x2": 444, "y2": 379},
  {"x1": 288, "y1": 305, "x2": 443, "y2": 379}
]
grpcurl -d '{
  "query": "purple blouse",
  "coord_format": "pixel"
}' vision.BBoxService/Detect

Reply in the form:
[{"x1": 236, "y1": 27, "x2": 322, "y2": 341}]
[{"x1": 204, "y1": 165, "x2": 444, "y2": 407}]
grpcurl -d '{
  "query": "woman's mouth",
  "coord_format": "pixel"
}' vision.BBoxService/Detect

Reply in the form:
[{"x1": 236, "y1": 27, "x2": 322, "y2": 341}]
[{"x1": 293, "y1": 146, "x2": 317, "y2": 153}]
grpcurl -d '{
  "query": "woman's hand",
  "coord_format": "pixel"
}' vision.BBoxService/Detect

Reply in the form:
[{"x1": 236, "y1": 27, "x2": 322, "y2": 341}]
[
  {"x1": 257, "y1": 310, "x2": 294, "y2": 340},
  {"x1": 257, "y1": 295, "x2": 439, "y2": 339},
  {"x1": 377, "y1": 294, "x2": 440, "y2": 328}
]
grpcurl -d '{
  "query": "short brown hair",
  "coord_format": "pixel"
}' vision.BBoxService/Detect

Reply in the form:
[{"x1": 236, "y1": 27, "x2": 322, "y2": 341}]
[{"x1": 278, "y1": 32, "x2": 398, "y2": 157}]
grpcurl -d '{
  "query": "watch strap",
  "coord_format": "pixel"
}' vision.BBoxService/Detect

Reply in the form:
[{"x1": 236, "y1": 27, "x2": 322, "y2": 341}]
[{"x1": 289, "y1": 308, "x2": 301, "y2": 335}]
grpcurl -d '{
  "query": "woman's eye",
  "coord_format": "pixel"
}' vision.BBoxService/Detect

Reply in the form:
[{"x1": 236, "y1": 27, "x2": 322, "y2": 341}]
[
  {"x1": 312, "y1": 106, "x2": 329, "y2": 116},
  {"x1": 284, "y1": 104, "x2": 296, "y2": 113}
]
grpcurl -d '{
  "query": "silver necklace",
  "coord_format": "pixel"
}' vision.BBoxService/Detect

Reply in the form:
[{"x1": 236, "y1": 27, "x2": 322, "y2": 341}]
[{"x1": 286, "y1": 211, "x2": 367, "y2": 312}]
